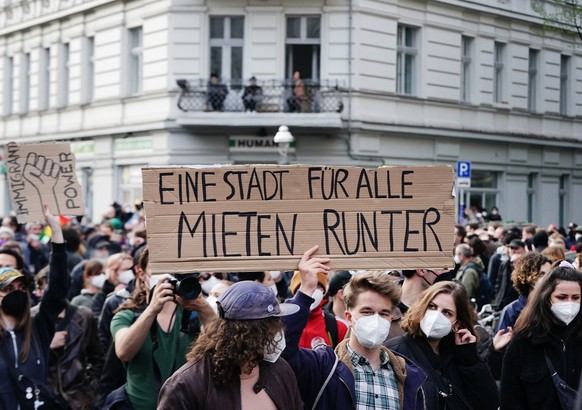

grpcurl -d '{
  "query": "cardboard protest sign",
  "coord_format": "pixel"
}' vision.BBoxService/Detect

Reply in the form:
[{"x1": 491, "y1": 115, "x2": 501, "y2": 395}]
[
  {"x1": 142, "y1": 165, "x2": 455, "y2": 273},
  {"x1": 4, "y1": 142, "x2": 84, "y2": 223},
  {"x1": 142, "y1": 164, "x2": 455, "y2": 274}
]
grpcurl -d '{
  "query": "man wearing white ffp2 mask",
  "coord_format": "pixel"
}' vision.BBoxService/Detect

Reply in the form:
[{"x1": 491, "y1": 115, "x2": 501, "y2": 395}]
[
  {"x1": 337, "y1": 270, "x2": 426, "y2": 409},
  {"x1": 279, "y1": 246, "x2": 429, "y2": 410}
]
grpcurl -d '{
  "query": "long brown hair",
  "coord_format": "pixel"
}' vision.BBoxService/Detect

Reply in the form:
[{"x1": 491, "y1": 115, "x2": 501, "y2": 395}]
[
  {"x1": 0, "y1": 281, "x2": 33, "y2": 362},
  {"x1": 187, "y1": 316, "x2": 282, "y2": 386},
  {"x1": 116, "y1": 248, "x2": 149, "y2": 313},
  {"x1": 514, "y1": 263, "x2": 582, "y2": 340},
  {"x1": 402, "y1": 281, "x2": 477, "y2": 339}
]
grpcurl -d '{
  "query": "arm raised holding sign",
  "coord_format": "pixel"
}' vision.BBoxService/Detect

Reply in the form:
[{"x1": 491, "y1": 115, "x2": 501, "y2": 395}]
[{"x1": 22, "y1": 152, "x2": 61, "y2": 215}]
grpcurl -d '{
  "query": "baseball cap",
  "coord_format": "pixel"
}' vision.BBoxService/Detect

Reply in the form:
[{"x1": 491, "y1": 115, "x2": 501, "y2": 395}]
[
  {"x1": 327, "y1": 270, "x2": 353, "y2": 297},
  {"x1": 0, "y1": 267, "x2": 28, "y2": 290},
  {"x1": 508, "y1": 239, "x2": 525, "y2": 249},
  {"x1": 217, "y1": 281, "x2": 299, "y2": 320}
]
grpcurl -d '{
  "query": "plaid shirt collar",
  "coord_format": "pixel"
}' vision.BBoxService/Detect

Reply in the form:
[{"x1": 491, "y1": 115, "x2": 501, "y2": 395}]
[{"x1": 347, "y1": 343, "x2": 389, "y2": 369}]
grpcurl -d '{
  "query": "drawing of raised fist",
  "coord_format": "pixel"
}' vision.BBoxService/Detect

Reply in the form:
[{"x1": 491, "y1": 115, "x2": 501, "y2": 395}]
[{"x1": 22, "y1": 152, "x2": 61, "y2": 215}]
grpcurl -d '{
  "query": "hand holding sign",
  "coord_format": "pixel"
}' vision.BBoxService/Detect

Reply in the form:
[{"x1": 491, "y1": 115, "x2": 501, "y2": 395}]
[
  {"x1": 23, "y1": 152, "x2": 61, "y2": 215},
  {"x1": 297, "y1": 245, "x2": 330, "y2": 297}
]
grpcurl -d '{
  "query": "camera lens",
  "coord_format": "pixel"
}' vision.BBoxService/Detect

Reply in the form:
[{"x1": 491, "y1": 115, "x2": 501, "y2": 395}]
[{"x1": 175, "y1": 276, "x2": 201, "y2": 300}]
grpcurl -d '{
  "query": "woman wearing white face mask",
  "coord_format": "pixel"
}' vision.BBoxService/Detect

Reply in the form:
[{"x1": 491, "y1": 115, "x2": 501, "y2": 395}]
[
  {"x1": 500, "y1": 263, "x2": 582, "y2": 409},
  {"x1": 71, "y1": 258, "x2": 105, "y2": 309},
  {"x1": 386, "y1": 281, "x2": 499, "y2": 410}
]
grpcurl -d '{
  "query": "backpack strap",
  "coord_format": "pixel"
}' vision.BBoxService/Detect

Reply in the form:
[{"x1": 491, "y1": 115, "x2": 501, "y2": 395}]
[
  {"x1": 323, "y1": 310, "x2": 339, "y2": 348},
  {"x1": 312, "y1": 354, "x2": 339, "y2": 410}
]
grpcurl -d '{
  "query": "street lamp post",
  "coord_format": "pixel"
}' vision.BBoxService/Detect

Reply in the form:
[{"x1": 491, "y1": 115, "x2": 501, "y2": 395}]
[{"x1": 273, "y1": 125, "x2": 294, "y2": 165}]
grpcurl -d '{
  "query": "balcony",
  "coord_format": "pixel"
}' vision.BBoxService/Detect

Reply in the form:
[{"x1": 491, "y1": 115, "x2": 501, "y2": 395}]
[{"x1": 174, "y1": 78, "x2": 346, "y2": 131}]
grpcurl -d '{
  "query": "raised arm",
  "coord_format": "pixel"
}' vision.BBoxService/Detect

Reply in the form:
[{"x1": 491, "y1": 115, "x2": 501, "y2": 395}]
[{"x1": 41, "y1": 205, "x2": 68, "y2": 315}]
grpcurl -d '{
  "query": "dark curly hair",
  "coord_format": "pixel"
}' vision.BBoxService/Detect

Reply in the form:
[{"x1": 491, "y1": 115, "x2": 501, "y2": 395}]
[
  {"x1": 187, "y1": 316, "x2": 282, "y2": 387},
  {"x1": 511, "y1": 252, "x2": 550, "y2": 296}
]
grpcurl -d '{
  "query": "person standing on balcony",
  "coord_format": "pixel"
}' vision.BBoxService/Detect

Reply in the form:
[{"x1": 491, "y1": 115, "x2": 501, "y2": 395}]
[
  {"x1": 242, "y1": 76, "x2": 263, "y2": 112},
  {"x1": 287, "y1": 71, "x2": 306, "y2": 113},
  {"x1": 206, "y1": 73, "x2": 228, "y2": 112}
]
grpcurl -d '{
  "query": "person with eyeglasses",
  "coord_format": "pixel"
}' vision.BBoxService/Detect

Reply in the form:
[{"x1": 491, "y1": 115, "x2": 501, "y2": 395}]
[
  {"x1": 500, "y1": 261, "x2": 582, "y2": 409},
  {"x1": 0, "y1": 206, "x2": 69, "y2": 410}
]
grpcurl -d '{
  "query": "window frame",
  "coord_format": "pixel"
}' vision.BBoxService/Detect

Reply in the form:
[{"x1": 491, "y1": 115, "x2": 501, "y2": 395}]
[
  {"x1": 460, "y1": 36, "x2": 473, "y2": 103},
  {"x1": 528, "y1": 49, "x2": 539, "y2": 113},
  {"x1": 396, "y1": 24, "x2": 418, "y2": 96},
  {"x1": 127, "y1": 26, "x2": 143, "y2": 96},
  {"x1": 559, "y1": 54, "x2": 570, "y2": 116},
  {"x1": 209, "y1": 16, "x2": 245, "y2": 84},
  {"x1": 493, "y1": 42, "x2": 505, "y2": 104}
]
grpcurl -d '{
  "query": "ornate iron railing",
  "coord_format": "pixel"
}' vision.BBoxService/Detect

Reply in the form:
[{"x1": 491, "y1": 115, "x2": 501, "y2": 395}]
[{"x1": 176, "y1": 78, "x2": 345, "y2": 114}]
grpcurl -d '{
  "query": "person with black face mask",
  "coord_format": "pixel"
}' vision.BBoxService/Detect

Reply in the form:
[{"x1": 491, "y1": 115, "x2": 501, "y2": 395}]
[{"x1": 0, "y1": 206, "x2": 68, "y2": 410}]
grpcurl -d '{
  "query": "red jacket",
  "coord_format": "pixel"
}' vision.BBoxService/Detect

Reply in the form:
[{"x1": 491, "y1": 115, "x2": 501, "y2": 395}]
[{"x1": 298, "y1": 306, "x2": 348, "y2": 349}]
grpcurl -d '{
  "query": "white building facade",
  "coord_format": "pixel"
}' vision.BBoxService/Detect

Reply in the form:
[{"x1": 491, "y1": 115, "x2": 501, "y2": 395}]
[{"x1": 0, "y1": 0, "x2": 581, "y2": 226}]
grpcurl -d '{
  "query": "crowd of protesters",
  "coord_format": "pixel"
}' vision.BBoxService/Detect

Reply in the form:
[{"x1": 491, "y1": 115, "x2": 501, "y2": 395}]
[{"x1": 0, "y1": 198, "x2": 581, "y2": 410}]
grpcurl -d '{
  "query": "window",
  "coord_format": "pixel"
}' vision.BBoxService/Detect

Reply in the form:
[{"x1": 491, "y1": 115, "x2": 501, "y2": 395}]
[
  {"x1": 20, "y1": 53, "x2": 30, "y2": 113},
  {"x1": 463, "y1": 170, "x2": 499, "y2": 214},
  {"x1": 210, "y1": 17, "x2": 244, "y2": 85},
  {"x1": 285, "y1": 16, "x2": 320, "y2": 80},
  {"x1": 493, "y1": 42, "x2": 505, "y2": 103},
  {"x1": 40, "y1": 47, "x2": 50, "y2": 110},
  {"x1": 559, "y1": 174, "x2": 569, "y2": 228},
  {"x1": 527, "y1": 173, "x2": 537, "y2": 223},
  {"x1": 528, "y1": 49, "x2": 538, "y2": 112},
  {"x1": 83, "y1": 37, "x2": 95, "y2": 103},
  {"x1": 58, "y1": 43, "x2": 69, "y2": 107},
  {"x1": 119, "y1": 165, "x2": 144, "y2": 207},
  {"x1": 560, "y1": 55, "x2": 570, "y2": 116},
  {"x1": 460, "y1": 36, "x2": 472, "y2": 103},
  {"x1": 397, "y1": 25, "x2": 417, "y2": 95},
  {"x1": 4, "y1": 57, "x2": 13, "y2": 116},
  {"x1": 128, "y1": 27, "x2": 143, "y2": 95}
]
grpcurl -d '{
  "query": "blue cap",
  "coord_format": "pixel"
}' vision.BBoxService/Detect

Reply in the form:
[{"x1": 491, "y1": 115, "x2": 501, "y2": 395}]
[{"x1": 217, "y1": 281, "x2": 299, "y2": 320}]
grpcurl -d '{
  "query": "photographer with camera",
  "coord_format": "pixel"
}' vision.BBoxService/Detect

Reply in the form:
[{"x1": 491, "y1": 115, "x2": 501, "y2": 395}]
[{"x1": 107, "y1": 249, "x2": 215, "y2": 410}]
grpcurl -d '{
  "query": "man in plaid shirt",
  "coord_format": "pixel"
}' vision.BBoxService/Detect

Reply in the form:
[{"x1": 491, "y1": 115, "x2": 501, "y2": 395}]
[{"x1": 282, "y1": 246, "x2": 427, "y2": 410}]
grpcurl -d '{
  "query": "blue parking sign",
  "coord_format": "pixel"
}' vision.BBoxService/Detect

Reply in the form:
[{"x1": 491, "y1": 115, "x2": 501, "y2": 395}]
[{"x1": 457, "y1": 161, "x2": 471, "y2": 178}]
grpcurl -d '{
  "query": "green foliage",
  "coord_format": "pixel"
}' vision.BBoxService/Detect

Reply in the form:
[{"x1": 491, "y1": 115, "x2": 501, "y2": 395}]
[{"x1": 531, "y1": 0, "x2": 582, "y2": 42}]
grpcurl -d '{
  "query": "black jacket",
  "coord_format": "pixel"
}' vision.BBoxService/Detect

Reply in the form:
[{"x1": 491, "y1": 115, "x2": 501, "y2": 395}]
[
  {"x1": 493, "y1": 259, "x2": 518, "y2": 311},
  {"x1": 46, "y1": 303, "x2": 103, "y2": 410},
  {"x1": 0, "y1": 243, "x2": 68, "y2": 410},
  {"x1": 386, "y1": 333, "x2": 499, "y2": 410},
  {"x1": 500, "y1": 324, "x2": 582, "y2": 410}
]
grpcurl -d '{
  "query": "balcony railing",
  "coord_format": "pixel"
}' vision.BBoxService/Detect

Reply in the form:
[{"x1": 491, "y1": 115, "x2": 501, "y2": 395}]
[{"x1": 176, "y1": 78, "x2": 345, "y2": 114}]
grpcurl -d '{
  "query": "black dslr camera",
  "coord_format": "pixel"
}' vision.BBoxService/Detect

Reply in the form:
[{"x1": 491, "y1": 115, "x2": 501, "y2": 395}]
[{"x1": 167, "y1": 274, "x2": 202, "y2": 300}]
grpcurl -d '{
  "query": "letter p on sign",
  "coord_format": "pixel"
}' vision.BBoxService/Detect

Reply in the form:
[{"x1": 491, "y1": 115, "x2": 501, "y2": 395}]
[{"x1": 457, "y1": 161, "x2": 471, "y2": 178}]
